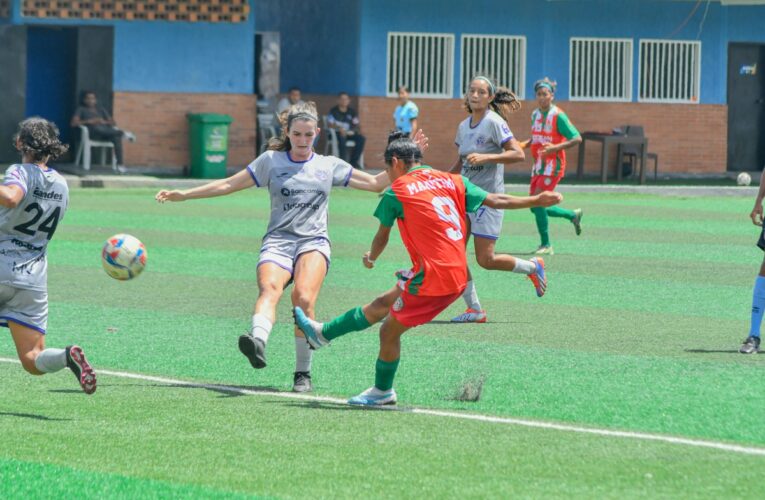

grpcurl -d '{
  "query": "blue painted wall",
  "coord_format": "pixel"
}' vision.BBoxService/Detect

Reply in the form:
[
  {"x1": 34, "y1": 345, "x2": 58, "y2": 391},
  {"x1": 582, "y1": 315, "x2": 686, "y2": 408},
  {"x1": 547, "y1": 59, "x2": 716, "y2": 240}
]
[{"x1": 255, "y1": 0, "x2": 360, "y2": 95}]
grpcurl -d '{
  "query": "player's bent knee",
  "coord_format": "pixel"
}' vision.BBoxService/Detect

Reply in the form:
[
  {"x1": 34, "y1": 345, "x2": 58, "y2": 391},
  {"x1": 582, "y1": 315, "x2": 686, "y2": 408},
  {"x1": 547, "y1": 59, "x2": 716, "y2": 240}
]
[
  {"x1": 19, "y1": 355, "x2": 42, "y2": 375},
  {"x1": 476, "y1": 253, "x2": 497, "y2": 269}
]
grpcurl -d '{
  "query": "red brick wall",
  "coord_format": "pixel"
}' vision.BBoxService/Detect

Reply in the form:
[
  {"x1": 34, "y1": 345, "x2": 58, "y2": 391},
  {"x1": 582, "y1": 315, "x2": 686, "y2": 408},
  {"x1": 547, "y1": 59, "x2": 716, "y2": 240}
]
[
  {"x1": 114, "y1": 91, "x2": 257, "y2": 169},
  {"x1": 356, "y1": 96, "x2": 728, "y2": 176}
]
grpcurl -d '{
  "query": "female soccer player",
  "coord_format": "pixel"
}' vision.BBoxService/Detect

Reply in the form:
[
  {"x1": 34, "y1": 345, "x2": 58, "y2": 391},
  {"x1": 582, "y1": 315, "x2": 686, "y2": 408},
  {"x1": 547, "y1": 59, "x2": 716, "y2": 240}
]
[
  {"x1": 2, "y1": 118, "x2": 96, "y2": 394},
  {"x1": 393, "y1": 86, "x2": 419, "y2": 138},
  {"x1": 156, "y1": 102, "x2": 425, "y2": 393},
  {"x1": 740, "y1": 168, "x2": 765, "y2": 354},
  {"x1": 528, "y1": 78, "x2": 583, "y2": 255},
  {"x1": 294, "y1": 132, "x2": 560, "y2": 405},
  {"x1": 450, "y1": 76, "x2": 541, "y2": 324}
]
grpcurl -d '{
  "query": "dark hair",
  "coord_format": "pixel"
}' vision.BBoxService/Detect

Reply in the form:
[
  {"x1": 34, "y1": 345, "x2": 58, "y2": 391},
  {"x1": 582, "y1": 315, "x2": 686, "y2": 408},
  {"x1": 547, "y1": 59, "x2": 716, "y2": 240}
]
[
  {"x1": 13, "y1": 117, "x2": 68, "y2": 163},
  {"x1": 397, "y1": 85, "x2": 409, "y2": 93},
  {"x1": 338, "y1": 91, "x2": 350, "y2": 98},
  {"x1": 463, "y1": 77, "x2": 521, "y2": 127},
  {"x1": 534, "y1": 77, "x2": 557, "y2": 94},
  {"x1": 268, "y1": 101, "x2": 319, "y2": 152},
  {"x1": 288, "y1": 87, "x2": 301, "y2": 93},
  {"x1": 79, "y1": 90, "x2": 96, "y2": 105},
  {"x1": 383, "y1": 131, "x2": 422, "y2": 166}
]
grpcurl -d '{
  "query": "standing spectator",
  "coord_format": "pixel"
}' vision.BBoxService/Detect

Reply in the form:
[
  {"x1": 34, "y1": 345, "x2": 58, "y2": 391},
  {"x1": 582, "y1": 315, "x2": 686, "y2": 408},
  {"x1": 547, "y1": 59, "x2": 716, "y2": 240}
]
[
  {"x1": 327, "y1": 92, "x2": 366, "y2": 169},
  {"x1": 393, "y1": 86, "x2": 418, "y2": 137},
  {"x1": 70, "y1": 91, "x2": 135, "y2": 172},
  {"x1": 277, "y1": 87, "x2": 304, "y2": 114}
]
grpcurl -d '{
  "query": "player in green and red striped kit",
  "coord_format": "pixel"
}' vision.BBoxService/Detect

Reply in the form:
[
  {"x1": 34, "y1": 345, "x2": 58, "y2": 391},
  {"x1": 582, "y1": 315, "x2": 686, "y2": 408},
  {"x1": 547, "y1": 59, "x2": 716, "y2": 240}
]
[{"x1": 528, "y1": 78, "x2": 584, "y2": 255}]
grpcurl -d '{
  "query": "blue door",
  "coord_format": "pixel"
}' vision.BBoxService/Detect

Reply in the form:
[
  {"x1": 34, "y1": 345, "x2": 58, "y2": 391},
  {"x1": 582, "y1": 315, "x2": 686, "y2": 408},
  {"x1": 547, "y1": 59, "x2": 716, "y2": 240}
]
[{"x1": 26, "y1": 27, "x2": 78, "y2": 148}]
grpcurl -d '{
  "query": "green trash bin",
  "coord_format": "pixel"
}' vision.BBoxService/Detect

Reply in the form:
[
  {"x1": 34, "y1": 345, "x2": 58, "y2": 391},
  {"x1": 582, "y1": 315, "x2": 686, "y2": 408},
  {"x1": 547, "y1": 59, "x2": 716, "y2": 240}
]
[{"x1": 187, "y1": 113, "x2": 233, "y2": 178}]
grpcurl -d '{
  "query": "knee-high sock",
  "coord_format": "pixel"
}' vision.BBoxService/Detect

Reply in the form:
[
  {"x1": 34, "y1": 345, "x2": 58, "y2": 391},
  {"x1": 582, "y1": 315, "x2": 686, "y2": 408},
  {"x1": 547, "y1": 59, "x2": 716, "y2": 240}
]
[
  {"x1": 750, "y1": 276, "x2": 765, "y2": 337},
  {"x1": 461, "y1": 280, "x2": 482, "y2": 310},
  {"x1": 251, "y1": 314, "x2": 273, "y2": 343},
  {"x1": 546, "y1": 206, "x2": 576, "y2": 221},
  {"x1": 322, "y1": 306, "x2": 372, "y2": 341},
  {"x1": 374, "y1": 358, "x2": 400, "y2": 391},
  {"x1": 34, "y1": 348, "x2": 67, "y2": 373},
  {"x1": 531, "y1": 207, "x2": 550, "y2": 246},
  {"x1": 295, "y1": 336, "x2": 312, "y2": 372}
]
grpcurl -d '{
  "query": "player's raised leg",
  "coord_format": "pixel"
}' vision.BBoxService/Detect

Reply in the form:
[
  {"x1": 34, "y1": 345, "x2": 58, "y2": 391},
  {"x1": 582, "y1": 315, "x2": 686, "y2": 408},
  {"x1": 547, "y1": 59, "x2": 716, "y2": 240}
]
[
  {"x1": 9, "y1": 320, "x2": 96, "y2": 394},
  {"x1": 239, "y1": 262, "x2": 291, "y2": 369},
  {"x1": 295, "y1": 285, "x2": 400, "y2": 349},
  {"x1": 290, "y1": 250, "x2": 329, "y2": 392}
]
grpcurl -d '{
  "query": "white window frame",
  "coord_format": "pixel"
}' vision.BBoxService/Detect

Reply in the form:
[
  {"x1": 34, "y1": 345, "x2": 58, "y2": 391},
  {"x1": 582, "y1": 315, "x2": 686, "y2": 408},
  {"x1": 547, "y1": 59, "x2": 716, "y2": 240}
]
[
  {"x1": 386, "y1": 32, "x2": 454, "y2": 99},
  {"x1": 569, "y1": 37, "x2": 633, "y2": 102},
  {"x1": 638, "y1": 39, "x2": 701, "y2": 104},
  {"x1": 460, "y1": 34, "x2": 526, "y2": 98}
]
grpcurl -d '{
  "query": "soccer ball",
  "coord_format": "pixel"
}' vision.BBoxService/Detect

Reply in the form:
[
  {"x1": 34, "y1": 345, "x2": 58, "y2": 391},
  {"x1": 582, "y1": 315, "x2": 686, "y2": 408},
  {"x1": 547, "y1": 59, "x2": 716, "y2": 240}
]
[
  {"x1": 102, "y1": 234, "x2": 147, "y2": 280},
  {"x1": 737, "y1": 172, "x2": 752, "y2": 186}
]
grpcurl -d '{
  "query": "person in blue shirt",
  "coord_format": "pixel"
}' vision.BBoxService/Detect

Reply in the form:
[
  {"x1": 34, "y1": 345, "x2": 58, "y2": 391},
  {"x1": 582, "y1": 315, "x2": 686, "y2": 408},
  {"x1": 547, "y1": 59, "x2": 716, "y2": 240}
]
[{"x1": 393, "y1": 86, "x2": 419, "y2": 137}]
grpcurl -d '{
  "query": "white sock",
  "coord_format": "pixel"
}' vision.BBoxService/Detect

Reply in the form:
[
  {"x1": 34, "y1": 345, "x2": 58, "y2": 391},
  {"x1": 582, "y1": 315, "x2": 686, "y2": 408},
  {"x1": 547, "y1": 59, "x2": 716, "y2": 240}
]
[
  {"x1": 513, "y1": 258, "x2": 537, "y2": 275},
  {"x1": 462, "y1": 280, "x2": 482, "y2": 310},
  {"x1": 251, "y1": 314, "x2": 273, "y2": 344},
  {"x1": 34, "y1": 348, "x2": 67, "y2": 373},
  {"x1": 295, "y1": 336, "x2": 312, "y2": 373}
]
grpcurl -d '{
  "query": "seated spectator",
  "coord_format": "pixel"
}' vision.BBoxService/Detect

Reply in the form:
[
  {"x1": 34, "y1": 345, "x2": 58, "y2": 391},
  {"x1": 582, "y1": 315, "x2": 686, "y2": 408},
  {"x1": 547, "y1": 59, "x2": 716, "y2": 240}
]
[
  {"x1": 393, "y1": 85, "x2": 419, "y2": 137},
  {"x1": 327, "y1": 92, "x2": 366, "y2": 169},
  {"x1": 70, "y1": 90, "x2": 135, "y2": 171},
  {"x1": 277, "y1": 87, "x2": 304, "y2": 114}
]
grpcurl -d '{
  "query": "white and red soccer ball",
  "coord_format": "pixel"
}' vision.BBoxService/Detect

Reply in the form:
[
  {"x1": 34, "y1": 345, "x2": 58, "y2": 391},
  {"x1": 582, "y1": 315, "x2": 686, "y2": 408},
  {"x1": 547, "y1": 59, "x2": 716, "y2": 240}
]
[{"x1": 102, "y1": 234, "x2": 147, "y2": 280}]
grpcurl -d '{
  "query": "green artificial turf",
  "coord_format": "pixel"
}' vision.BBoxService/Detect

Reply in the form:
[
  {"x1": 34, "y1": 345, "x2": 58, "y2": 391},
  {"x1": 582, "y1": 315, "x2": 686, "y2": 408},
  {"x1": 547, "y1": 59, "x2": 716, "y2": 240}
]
[{"x1": 1, "y1": 187, "x2": 764, "y2": 498}]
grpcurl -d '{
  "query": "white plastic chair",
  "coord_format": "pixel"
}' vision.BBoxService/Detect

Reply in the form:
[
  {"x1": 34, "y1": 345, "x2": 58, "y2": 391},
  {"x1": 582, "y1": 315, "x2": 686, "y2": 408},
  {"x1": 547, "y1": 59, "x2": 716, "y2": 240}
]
[
  {"x1": 74, "y1": 125, "x2": 117, "y2": 172},
  {"x1": 322, "y1": 116, "x2": 364, "y2": 168},
  {"x1": 257, "y1": 114, "x2": 278, "y2": 154}
]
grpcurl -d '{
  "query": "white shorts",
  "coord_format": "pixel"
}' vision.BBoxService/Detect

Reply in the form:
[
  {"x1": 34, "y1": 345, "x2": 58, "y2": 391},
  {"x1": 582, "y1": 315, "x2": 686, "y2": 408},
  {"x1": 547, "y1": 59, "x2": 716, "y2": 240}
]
[
  {"x1": 468, "y1": 206, "x2": 504, "y2": 240},
  {"x1": 258, "y1": 235, "x2": 331, "y2": 277},
  {"x1": 0, "y1": 284, "x2": 48, "y2": 334}
]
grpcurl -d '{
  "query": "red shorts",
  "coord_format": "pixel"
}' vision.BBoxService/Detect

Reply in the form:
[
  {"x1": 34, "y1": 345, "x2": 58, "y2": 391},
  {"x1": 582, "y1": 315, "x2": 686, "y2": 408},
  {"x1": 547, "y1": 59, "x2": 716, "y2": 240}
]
[
  {"x1": 529, "y1": 173, "x2": 564, "y2": 195},
  {"x1": 389, "y1": 288, "x2": 465, "y2": 327}
]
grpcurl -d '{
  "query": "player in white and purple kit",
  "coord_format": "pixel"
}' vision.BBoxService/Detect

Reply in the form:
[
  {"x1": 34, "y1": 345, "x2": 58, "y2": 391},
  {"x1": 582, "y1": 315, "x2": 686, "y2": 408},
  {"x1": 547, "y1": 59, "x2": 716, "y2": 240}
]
[
  {"x1": 156, "y1": 102, "x2": 427, "y2": 392},
  {"x1": 450, "y1": 76, "x2": 547, "y2": 324},
  {"x1": 2, "y1": 118, "x2": 96, "y2": 394}
]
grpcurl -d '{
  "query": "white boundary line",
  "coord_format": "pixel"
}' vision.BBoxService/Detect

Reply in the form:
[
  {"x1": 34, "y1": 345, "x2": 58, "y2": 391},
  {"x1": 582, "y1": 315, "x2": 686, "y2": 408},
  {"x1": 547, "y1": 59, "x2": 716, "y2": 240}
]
[{"x1": 3, "y1": 357, "x2": 765, "y2": 457}]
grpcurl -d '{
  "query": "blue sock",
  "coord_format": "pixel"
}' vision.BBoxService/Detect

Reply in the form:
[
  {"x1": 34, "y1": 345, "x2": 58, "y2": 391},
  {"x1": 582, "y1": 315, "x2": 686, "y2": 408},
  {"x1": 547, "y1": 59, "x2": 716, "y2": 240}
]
[{"x1": 750, "y1": 276, "x2": 765, "y2": 337}]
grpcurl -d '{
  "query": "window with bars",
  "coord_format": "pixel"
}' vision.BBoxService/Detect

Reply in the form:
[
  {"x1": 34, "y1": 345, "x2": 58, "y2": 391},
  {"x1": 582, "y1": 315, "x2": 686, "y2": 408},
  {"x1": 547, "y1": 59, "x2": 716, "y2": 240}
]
[
  {"x1": 639, "y1": 40, "x2": 700, "y2": 103},
  {"x1": 569, "y1": 37, "x2": 632, "y2": 101},
  {"x1": 386, "y1": 32, "x2": 454, "y2": 98},
  {"x1": 460, "y1": 35, "x2": 525, "y2": 98}
]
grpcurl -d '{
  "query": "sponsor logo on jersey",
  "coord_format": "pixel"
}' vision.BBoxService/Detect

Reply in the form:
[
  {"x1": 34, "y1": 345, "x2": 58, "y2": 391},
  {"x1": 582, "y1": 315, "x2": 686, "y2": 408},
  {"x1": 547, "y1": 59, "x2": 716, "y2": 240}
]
[
  {"x1": 392, "y1": 296, "x2": 404, "y2": 312},
  {"x1": 32, "y1": 187, "x2": 63, "y2": 201},
  {"x1": 11, "y1": 238, "x2": 43, "y2": 251},
  {"x1": 315, "y1": 170, "x2": 328, "y2": 181},
  {"x1": 283, "y1": 202, "x2": 320, "y2": 211},
  {"x1": 475, "y1": 136, "x2": 486, "y2": 146},
  {"x1": 280, "y1": 187, "x2": 325, "y2": 197}
]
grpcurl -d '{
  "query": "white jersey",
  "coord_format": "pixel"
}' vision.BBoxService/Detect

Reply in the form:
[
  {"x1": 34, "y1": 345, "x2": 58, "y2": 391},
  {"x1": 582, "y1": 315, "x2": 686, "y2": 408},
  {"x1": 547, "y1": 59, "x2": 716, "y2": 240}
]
[
  {"x1": 246, "y1": 151, "x2": 353, "y2": 241},
  {"x1": 455, "y1": 110, "x2": 514, "y2": 194},
  {"x1": 0, "y1": 164, "x2": 68, "y2": 291}
]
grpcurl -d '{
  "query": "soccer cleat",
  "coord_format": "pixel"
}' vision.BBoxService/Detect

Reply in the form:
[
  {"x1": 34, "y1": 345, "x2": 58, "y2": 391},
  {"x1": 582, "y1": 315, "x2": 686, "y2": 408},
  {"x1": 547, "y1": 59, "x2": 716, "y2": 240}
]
[
  {"x1": 238, "y1": 333, "x2": 267, "y2": 369},
  {"x1": 572, "y1": 208, "x2": 584, "y2": 236},
  {"x1": 528, "y1": 257, "x2": 547, "y2": 298},
  {"x1": 534, "y1": 245, "x2": 554, "y2": 256},
  {"x1": 740, "y1": 335, "x2": 761, "y2": 354},
  {"x1": 293, "y1": 306, "x2": 329, "y2": 350},
  {"x1": 450, "y1": 308, "x2": 487, "y2": 323},
  {"x1": 292, "y1": 371, "x2": 313, "y2": 393},
  {"x1": 347, "y1": 386, "x2": 397, "y2": 406},
  {"x1": 65, "y1": 345, "x2": 96, "y2": 395}
]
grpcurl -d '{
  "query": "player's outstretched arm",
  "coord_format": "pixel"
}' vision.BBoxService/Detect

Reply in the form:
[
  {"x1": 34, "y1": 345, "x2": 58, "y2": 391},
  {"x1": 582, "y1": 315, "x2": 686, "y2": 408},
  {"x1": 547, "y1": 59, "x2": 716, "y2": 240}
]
[
  {"x1": 363, "y1": 225, "x2": 391, "y2": 269},
  {"x1": 155, "y1": 169, "x2": 255, "y2": 203},
  {"x1": 483, "y1": 191, "x2": 563, "y2": 210},
  {"x1": 347, "y1": 169, "x2": 392, "y2": 193}
]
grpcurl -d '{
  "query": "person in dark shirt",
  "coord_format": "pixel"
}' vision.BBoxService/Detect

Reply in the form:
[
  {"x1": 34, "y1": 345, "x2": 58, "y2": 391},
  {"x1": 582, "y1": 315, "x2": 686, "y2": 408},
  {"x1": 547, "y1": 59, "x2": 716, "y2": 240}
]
[
  {"x1": 327, "y1": 92, "x2": 366, "y2": 169},
  {"x1": 70, "y1": 91, "x2": 135, "y2": 170}
]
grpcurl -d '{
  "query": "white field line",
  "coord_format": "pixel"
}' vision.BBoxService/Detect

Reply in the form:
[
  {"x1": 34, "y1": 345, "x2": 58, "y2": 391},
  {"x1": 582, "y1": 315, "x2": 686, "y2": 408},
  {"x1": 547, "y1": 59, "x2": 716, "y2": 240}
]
[{"x1": 3, "y1": 357, "x2": 765, "y2": 457}]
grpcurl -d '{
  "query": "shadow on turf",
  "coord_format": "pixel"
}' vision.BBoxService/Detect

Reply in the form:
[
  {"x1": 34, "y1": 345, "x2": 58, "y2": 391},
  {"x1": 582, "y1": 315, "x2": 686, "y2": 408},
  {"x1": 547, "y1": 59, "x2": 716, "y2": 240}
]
[
  {"x1": 282, "y1": 400, "x2": 407, "y2": 413},
  {"x1": 684, "y1": 348, "x2": 764, "y2": 354},
  {"x1": 49, "y1": 382, "x2": 282, "y2": 398},
  {"x1": 429, "y1": 320, "x2": 525, "y2": 325},
  {"x1": 0, "y1": 411, "x2": 71, "y2": 421}
]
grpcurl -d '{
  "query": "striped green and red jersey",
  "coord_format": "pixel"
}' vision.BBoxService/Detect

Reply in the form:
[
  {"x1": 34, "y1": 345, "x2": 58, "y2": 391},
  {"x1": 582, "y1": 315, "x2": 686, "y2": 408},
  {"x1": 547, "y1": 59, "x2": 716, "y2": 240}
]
[
  {"x1": 530, "y1": 105, "x2": 580, "y2": 176},
  {"x1": 373, "y1": 166, "x2": 487, "y2": 296}
]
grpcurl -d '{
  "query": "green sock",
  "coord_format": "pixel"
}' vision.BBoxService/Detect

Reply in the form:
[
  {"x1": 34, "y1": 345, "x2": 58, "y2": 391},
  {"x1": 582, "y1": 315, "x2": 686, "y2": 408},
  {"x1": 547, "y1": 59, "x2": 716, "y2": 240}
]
[
  {"x1": 546, "y1": 206, "x2": 576, "y2": 221},
  {"x1": 531, "y1": 207, "x2": 550, "y2": 246},
  {"x1": 321, "y1": 306, "x2": 371, "y2": 341},
  {"x1": 374, "y1": 358, "x2": 400, "y2": 392}
]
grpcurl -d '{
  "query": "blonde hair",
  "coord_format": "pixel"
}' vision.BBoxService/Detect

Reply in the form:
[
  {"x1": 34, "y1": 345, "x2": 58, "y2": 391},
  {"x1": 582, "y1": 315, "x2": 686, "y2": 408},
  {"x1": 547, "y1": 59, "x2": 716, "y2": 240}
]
[
  {"x1": 463, "y1": 77, "x2": 522, "y2": 126},
  {"x1": 268, "y1": 101, "x2": 319, "y2": 152}
]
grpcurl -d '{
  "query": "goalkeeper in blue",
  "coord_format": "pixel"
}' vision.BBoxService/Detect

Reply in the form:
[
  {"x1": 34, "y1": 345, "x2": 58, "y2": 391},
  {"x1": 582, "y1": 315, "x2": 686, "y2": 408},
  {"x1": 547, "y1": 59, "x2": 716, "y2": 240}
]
[{"x1": 742, "y1": 168, "x2": 765, "y2": 354}]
